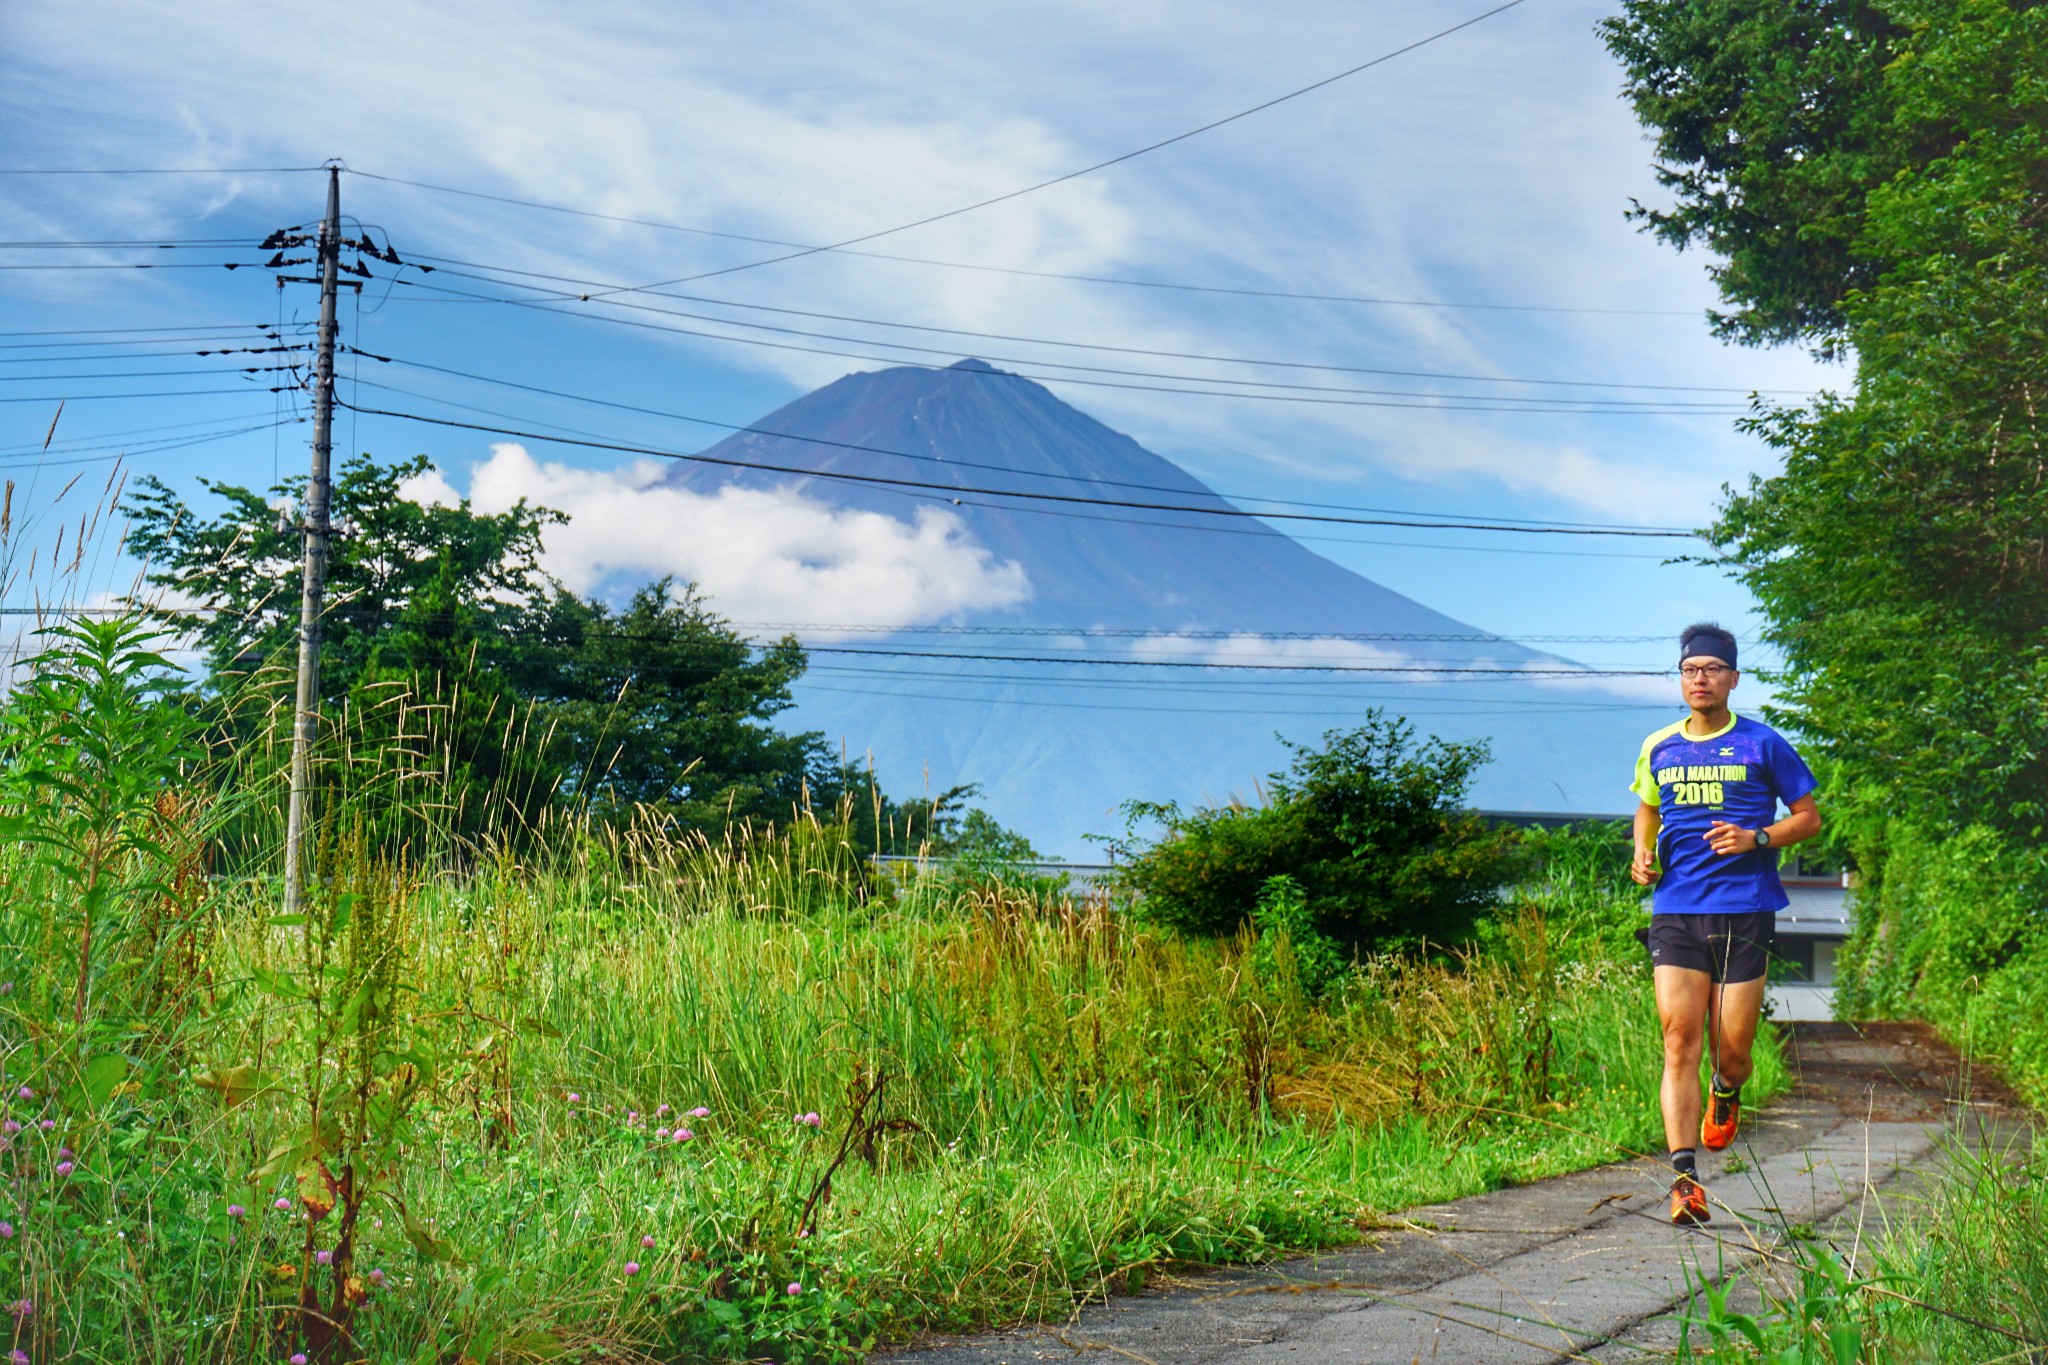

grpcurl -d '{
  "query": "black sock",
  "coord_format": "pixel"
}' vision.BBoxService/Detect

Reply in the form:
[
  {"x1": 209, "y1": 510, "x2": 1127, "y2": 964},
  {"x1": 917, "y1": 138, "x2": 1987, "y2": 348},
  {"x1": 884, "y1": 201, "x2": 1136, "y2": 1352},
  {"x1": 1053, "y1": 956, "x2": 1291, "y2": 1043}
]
[
  {"x1": 1711, "y1": 1073, "x2": 1742, "y2": 1099},
  {"x1": 1671, "y1": 1148, "x2": 1698, "y2": 1180}
]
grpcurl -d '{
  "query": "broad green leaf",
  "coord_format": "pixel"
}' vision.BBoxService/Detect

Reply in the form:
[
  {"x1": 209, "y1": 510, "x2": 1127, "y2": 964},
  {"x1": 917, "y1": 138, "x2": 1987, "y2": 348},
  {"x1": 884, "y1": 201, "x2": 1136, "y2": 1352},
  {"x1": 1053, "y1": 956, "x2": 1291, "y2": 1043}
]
[{"x1": 82, "y1": 1054, "x2": 129, "y2": 1107}]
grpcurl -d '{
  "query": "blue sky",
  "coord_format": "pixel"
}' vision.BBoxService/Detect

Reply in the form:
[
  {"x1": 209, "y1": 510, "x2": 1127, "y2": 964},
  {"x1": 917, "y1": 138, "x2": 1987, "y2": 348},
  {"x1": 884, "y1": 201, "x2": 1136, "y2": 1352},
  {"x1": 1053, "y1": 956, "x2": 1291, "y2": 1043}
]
[{"x1": 2, "y1": 0, "x2": 1837, "y2": 687}]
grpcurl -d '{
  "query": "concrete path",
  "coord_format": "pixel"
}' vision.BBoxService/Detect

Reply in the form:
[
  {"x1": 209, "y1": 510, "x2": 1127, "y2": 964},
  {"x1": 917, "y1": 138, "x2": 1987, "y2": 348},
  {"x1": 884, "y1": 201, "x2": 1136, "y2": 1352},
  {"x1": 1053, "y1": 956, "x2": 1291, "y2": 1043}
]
[{"x1": 878, "y1": 1024, "x2": 2027, "y2": 1365}]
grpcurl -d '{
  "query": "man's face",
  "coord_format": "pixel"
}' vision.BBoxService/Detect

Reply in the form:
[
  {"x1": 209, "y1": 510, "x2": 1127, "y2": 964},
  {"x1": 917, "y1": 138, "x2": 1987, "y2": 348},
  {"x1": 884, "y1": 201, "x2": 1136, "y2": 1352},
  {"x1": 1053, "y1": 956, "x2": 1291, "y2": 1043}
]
[{"x1": 1680, "y1": 653, "x2": 1738, "y2": 711}]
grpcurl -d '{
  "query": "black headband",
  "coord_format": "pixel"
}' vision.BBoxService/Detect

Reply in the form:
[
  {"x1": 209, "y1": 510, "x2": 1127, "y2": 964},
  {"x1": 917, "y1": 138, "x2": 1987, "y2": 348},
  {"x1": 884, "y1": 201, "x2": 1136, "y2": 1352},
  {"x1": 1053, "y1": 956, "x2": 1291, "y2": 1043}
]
[{"x1": 1680, "y1": 631, "x2": 1737, "y2": 669}]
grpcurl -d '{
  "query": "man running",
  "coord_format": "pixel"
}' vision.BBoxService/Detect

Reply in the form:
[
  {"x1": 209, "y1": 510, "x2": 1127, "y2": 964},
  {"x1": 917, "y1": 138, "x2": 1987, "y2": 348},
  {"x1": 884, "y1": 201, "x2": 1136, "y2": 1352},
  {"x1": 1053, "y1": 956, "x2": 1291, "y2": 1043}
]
[{"x1": 1630, "y1": 623, "x2": 1820, "y2": 1225}]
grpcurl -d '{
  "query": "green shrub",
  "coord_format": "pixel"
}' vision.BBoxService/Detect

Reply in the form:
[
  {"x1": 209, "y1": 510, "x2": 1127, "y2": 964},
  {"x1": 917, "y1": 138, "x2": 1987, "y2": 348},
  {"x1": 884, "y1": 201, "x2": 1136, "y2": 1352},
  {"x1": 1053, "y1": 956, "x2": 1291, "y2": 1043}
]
[
  {"x1": 1837, "y1": 820, "x2": 2048, "y2": 1105},
  {"x1": 1250, "y1": 874, "x2": 1347, "y2": 998},
  {"x1": 1112, "y1": 712, "x2": 1523, "y2": 954}
]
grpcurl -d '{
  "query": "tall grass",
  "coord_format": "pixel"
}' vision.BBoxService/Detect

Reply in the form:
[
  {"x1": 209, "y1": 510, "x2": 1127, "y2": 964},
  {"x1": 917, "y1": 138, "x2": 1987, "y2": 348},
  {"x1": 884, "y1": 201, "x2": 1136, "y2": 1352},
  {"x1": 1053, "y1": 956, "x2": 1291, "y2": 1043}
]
[{"x1": 0, "y1": 625, "x2": 1788, "y2": 1361}]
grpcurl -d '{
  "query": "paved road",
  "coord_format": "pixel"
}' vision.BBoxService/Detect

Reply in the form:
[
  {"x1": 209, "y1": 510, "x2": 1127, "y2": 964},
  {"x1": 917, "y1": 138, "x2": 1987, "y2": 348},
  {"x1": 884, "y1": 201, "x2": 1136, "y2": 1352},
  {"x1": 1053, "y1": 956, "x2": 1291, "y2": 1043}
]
[{"x1": 877, "y1": 1023, "x2": 2026, "y2": 1365}]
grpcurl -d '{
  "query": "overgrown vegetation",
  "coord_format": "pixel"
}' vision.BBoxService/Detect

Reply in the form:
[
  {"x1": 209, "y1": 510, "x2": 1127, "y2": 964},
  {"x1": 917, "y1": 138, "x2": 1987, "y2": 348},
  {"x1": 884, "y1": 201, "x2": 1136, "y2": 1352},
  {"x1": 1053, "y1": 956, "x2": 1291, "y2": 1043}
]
[
  {"x1": 0, "y1": 620, "x2": 1769, "y2": 1361},
  {"x1": 1605, "y1": 5, "x2": 2047, "y2": 1357},
  {"x1": 1835, "y1": 825, "x2": 2048, "y2": 1106},
  {"x1": 1110, "y1": 714, "x2": 1522, "y2": 957}
]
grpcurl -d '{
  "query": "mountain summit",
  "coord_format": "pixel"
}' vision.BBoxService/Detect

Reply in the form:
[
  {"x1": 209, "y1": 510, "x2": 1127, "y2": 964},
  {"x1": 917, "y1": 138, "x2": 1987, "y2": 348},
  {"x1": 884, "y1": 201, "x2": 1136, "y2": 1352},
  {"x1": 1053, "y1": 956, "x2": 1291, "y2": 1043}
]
[
  {"x1": 664, "y1": 359, "x2": 1512, "y2": 643},
  {"x1": 661, "y1": 362, "x2": 1640, "y2": 850}
]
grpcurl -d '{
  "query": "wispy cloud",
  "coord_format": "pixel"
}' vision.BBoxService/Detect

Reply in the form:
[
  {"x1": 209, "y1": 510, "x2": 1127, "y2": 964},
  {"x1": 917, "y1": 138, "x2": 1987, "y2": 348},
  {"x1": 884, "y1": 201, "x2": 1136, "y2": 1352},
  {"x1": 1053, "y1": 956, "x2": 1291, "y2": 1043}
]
[
  {"x1": 402, "y1": 443, "x2": 1029, "y2": 628},
  {"x1": 5, "y1": 0, "x2": 1829, "y2": 528}
]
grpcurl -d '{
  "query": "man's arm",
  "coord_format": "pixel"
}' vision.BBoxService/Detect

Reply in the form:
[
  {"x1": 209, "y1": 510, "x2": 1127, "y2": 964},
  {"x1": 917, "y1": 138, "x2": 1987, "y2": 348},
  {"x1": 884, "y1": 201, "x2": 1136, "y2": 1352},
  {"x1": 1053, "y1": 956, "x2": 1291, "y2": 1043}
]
[
  {"x1": 1705, "y1": 793, "x2": 1821, "y2": 855},
  {"x1": 1631, "y1": 800, "x2": 1662, "y2": 885}
]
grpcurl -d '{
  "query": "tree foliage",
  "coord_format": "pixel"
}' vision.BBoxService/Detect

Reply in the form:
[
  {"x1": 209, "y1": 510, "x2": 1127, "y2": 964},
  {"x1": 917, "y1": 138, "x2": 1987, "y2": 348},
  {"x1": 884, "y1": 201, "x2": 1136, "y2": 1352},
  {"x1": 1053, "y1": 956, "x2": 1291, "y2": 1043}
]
[
  {"x1": 1600, "y1": 0, "x2": 1921, "y2": 353},
  {"x1": 123, "y1": 455, "x2": 1011, "y2": 846},
  {"x1": 1113, "y1": 713, "x2": 1522, "y2": 954},
  {"x1": 1609, "y1": 1, "x2": 2048, "y2": 842}
]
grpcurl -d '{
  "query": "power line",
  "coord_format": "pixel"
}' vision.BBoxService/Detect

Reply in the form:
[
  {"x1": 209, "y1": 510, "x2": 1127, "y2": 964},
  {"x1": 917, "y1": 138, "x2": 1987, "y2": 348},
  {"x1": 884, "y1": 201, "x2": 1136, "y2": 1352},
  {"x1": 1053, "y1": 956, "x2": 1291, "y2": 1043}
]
[
  {"x1": 335, "y1": 375, "x2": 1681, "y2": 560},
  {"x1": 0, "y1": 419, "x2": 299, "y2": 469},
  {"x1": 343, "y1": 355, "x2": 1699, "y2": 533},
  {"x1": 796, "y1": 643, "x2": 1659, "y2": 676},
  {"x1": 348, "y1": 168, "x2": 1698, "y2": 318},
  {"x1": 590, "y1": 2, "x2": 1531, "y2": 295},
  {"x1": 388, "y1": 274, "x2": 1752, "y2": 416},
  {"x1": 0, "y1": 323, "x2": 275, "y2": 339},
  {"x1": 408, "y1": 253, "x2": 1785, "y2": 397},
  {"x1": 0, "y1": 407, "x2": 284, "y2": 455},
  {"x1": 0, "y1": 262, "x2": 270, "y2": 271},
  {"x1": 731, "y1": 623, "x2": 1675, "y2": 645},
  {"x1": 0, "y1": 365, "x2": 305, "y2": 383},
  {"x1": 0, "y1": 165, "x2": 326, "y2": 175},
  {"x1": 338, "y1": 395, "x2": 1699, "y2": 539},
  {"x1": 0, "y1": 239, "x2": 261, "y2": 248},
  {"x1": 0, "y1": 387, "x2": 301, "y2": 404},
  {"x1": 0, "y1": 331, "x2": 292, "y2": 349},
  {"x1": 799, "y1": 682, "x2": 1669, "y2": 719}
]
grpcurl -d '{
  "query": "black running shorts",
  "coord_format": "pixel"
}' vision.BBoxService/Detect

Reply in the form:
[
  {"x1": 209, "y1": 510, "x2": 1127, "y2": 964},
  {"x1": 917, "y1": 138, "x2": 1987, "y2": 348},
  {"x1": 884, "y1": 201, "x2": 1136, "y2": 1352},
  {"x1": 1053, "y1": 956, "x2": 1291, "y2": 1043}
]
[{"x1": 1640, "y1": 911, "x2": 1775, "y2": 984}]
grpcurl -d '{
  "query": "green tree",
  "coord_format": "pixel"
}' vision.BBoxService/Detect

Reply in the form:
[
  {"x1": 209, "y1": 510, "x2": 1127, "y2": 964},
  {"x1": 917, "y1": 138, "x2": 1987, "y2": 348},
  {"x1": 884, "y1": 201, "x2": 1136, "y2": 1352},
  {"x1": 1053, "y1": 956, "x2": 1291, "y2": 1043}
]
[
  {"x1": 127, "y1": 454, "x2": 558, "y2": 693},
  {"x1": 1114, "y1": 712, "x2": 1521, "y2": 953},
  {"x1": 504, "y1": 579, "x2": 827, "y2": 827},
  {"x1": 122, "y1": 455, "x2": 900, "y2": 843},
  {"x1": 1600, "y1": 0, "x2": 1919, "y2": 353},
  {"x1": 1607, "y1": 1, "x2": 2048, "y2": 841}
]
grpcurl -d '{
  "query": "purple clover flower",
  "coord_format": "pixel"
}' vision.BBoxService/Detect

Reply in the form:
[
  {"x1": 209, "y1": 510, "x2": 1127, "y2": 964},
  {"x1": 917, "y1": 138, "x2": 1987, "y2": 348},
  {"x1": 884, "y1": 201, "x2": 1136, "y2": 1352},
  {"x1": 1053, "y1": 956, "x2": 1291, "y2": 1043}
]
[
  {"x1": 226, "y1": 1205, "x2": 247, "y2": 1220},
  {"x1": 13, "y1": 1087, "x2": 28, "y2": 1102},
  {"x1": 641, "y1": 1234, "x2": 656, "y2": 1249},
  {"x1": 368, "y1": 1269, "x2": 385, "y2": 1286},
  {"x1": 689, "y1": 1106, "x2": 711, "y2": 1118},
  {"x1": 787, "y1": 1282, "x2": 803, "y2": 1296},
  {"x1": 52, "y1": 1161, "x2": 72, "y2": 1178},
  {"x1": 623, "y1": 1260, "x2": 640, "y2": 1276},
  {"x1": 0, "y1": 1221, "x2": 13, "y2": 1239},
  {"x1": 290, "y1": 1355, "x2": 309, "y2": 1365},
  {"x1": 315, "y1": 1249, "x2": 332, "y2": 1266},
  {"x1": 672, "y1": 1127, "x2": 693, "y2": 1142},
  {"x1": 36, "y1": 1120, "x2": 52, "y2": 1133},
  {"x1": 274, "y1": 1198, "x2": 292, "y2": 1211}
]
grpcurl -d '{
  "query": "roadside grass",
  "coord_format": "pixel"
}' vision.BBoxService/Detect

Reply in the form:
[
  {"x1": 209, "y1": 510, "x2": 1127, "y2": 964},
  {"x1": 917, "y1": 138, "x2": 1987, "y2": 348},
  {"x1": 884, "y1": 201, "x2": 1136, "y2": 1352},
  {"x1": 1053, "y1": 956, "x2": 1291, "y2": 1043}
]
[
  {"x1": 1677, "y1": 1119, "x2": 2045, "y2": 1363},
  {"x1": 0, "y1": 804, "x2": 1788, "y2": 1362}
]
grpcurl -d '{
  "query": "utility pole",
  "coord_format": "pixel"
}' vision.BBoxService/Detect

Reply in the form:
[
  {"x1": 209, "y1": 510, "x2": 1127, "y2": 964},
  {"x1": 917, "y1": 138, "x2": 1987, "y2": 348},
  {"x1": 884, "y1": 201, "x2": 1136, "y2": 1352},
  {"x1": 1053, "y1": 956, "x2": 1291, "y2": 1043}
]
[{"x1": 284, "y1": 165, "x2": 343, "y2": 913}]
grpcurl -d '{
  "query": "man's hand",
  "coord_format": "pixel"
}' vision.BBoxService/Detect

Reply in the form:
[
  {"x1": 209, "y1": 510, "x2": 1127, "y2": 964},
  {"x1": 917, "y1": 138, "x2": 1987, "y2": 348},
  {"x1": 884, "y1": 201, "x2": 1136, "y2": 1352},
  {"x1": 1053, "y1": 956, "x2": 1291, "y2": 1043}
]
[
  {"x1": 1705, "y1": 821, "x2": 1759, "y2": 855},
  {"x1": 1630, "y1": 847, "x2": 1661, "y2": 885}
]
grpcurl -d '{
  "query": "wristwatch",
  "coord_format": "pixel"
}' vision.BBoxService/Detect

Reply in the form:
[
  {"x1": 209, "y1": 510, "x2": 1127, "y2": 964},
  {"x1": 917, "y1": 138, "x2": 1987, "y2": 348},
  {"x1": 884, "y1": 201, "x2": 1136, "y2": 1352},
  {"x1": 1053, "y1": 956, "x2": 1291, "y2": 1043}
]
[{"x1": 1754, "y1": 827, "x2": 1773, "y2": 849}]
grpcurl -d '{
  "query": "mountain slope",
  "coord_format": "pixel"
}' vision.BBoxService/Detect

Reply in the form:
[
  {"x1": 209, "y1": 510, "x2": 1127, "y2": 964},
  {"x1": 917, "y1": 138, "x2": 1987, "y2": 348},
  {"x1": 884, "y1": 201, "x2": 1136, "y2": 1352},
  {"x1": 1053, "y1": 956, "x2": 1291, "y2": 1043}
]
[{"x1": 661, "y1": 360, "x2": 1647, "y2": 851}]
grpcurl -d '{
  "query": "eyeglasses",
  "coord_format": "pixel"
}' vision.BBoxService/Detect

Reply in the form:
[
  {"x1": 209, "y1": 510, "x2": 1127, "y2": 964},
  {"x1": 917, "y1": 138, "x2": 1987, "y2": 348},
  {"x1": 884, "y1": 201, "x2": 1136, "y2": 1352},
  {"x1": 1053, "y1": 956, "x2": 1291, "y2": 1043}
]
[{"x1": 1679, "y1": 664, "x2": 1734, "y2": 680}]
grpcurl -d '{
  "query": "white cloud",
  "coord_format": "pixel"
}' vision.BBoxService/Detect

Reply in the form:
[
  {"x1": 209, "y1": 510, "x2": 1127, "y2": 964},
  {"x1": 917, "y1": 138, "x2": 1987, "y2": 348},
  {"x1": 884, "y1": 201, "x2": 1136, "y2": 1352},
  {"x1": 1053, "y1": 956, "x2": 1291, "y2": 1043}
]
[
  {"x1": 4, "y1": 0, "x2": 1829, "y2": 530},
  {"x1": 405, "y1": 443, "x2": 1030, "y2": 629}
]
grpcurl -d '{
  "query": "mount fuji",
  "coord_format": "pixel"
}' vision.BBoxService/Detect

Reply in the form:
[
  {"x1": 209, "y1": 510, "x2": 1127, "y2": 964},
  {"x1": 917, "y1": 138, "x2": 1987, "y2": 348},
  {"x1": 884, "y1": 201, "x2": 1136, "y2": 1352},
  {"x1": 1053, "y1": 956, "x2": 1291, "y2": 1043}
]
[{"x1": 660, "y1": 359, "x2": 1646, "y2": 854}]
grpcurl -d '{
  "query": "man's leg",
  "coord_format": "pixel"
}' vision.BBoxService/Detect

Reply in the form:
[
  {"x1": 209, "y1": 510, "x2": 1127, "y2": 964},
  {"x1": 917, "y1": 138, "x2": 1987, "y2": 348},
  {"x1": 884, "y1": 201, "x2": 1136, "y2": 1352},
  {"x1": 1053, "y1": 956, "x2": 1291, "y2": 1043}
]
[
  {"x1": 1704, "y1": 976, "x2": 1767, "y2": 1089},
  {"x1": 1654, "y1": 965, "x2": 1712, "y2": 1152}
]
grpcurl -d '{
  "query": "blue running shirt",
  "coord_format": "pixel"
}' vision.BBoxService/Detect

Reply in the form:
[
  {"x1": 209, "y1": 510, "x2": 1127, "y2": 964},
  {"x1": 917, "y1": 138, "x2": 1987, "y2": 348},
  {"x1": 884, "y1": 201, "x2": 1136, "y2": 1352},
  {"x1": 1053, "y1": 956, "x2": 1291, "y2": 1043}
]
[{"x1": 1630, "y1": 713, "x2": 1818, "y2": 915}]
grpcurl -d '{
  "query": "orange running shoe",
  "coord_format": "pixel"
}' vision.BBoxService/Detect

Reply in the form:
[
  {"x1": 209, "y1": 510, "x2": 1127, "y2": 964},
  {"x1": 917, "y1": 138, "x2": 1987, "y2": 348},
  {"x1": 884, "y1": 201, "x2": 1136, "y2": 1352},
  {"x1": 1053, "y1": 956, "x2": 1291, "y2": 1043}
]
[
  {"x1": 1670, "y1": 1175, "x2": 1710, "y2": 1225},
  {"x1": 1702, "y1": 1085, "x2": 1742, "y2": 1151}
]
